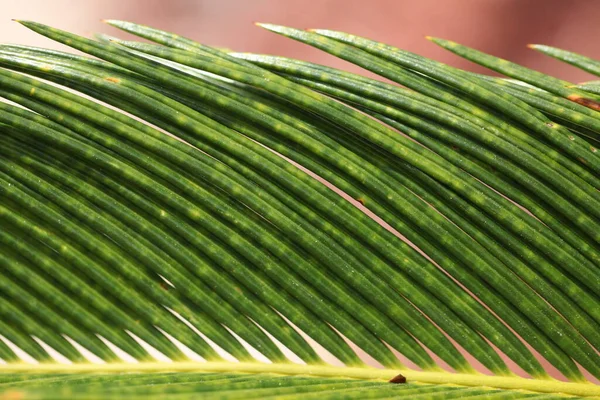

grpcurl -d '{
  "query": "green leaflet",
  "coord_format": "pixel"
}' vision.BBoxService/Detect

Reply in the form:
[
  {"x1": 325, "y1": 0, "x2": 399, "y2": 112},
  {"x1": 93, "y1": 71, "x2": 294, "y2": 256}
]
[
  {"x1": 0, "y1": 17, "x2": 599, "y2": 400},
  {"x1": 0, "y1": 28, "x2": 510, "y2": 372},
  {"x1": 0, "y1": 43, "x2": 529, "y2": 375},
  {"x1": 576, "y1": 83, "x2": 600, "y2": 95},
  {"x1": 428, "y1": 37, "x2": 600, "y2": 104},
  {"x1": 472, "y1": 73, "x2": 600, "y2": 140},
  {"x1": 87, "y1": 26, "x2": 600, "y2": 378},
  {"x1": 530, "y1": 44, "x2": 600, "y2": 77},
  {"x1": 0, "y1": 80, "x2": 425, "y2": 369},
  {"x1": 229, "y1": 54, "x2": 600, "y2": 248},
  {"x1": 210, "y1": 62, "x2": 600, "y2": 348},
  {"x1": 0, "y1": 102, "x2": 372, "y2": 367},
  {"x1": 262, "y1": 25, "x2": 599, "y2": 172},
  {"x1": 8, "y1": 28, "x2": 584, "y2": 378}
]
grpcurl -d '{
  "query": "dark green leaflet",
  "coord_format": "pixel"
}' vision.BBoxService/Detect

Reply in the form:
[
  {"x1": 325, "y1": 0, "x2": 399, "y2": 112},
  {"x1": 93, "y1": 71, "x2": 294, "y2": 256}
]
[
  {"x1": 103, "y1": 19, "x2": 600, "y2": 182},
  {"x1": 0, "y1": 90, "x2": 408, "y2": 368},
  {"x1": 0, "y1": 257, "x2": 89, "y2": 363},
  {"x1": 428, "y1": 37, "x2": 600, "y2": 103},
  {"x1": 530, "y1": 44, "x2": 600, "y2": 77},
  {"x1": 257, "y1": 25, "x2": 599, "y2": 173},
  {"x1": 0, "y1": 336, "x2": 17, "y2": 363},
  {"x1": 1, "y1": 36, "x2": 552, "y2": 376},
  {"x1": 103, "y1": 19, "x2": 269, "y2": 72},
  {"x1": 282, "y1": 74, "x2": 600, "y2": 260},
  {"x1": 75, "y1": 31, "x2": 600, "y2": 378},
  {"x1": 0, "y1": 44, "x2": 134, "y2": 75},
  {"x1": 0, "y1": 220, "x2": 148, "y2": 363},
  {"x1": 0, "y1": 138, "x2": 326, "y2": 366},
  {"x1": 0, "y1": 128, "x2": 366, "y2": 369},
  {"x1": 473, "y1": 74, "x2": 600, "y2": 141},
  {"x1": 229, "y1": 54, "x2": 600, "y2": 249},
  {"x1": 19, "y1": 21, "x2": 600, "y2": 379},
  {"x1": 0, "y1": 155, "x2": 271, "y2": 364},
  {"x1": 576, "y1": 82, "x2": 600, "y2": 95},
  {"x1": 1, "y1": 17, "x2": 599, "y2": 394},
  {"x1": 0, "y1": 46, "x2": 532, "y2": 376},
  {"x1": 0, "y1": 107, "x2": 370, "y2": 368},
  {"x1": 0, "y1": 43, "x2": 492, "y2": 368},
  {"x1": 0, "y1": 175, "x2": 208, "y2": 362}
]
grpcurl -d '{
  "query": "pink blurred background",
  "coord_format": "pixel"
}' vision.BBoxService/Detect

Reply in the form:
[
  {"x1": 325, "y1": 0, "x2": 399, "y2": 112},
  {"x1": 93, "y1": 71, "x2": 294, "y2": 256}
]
[
  {"x1": 1, "y1": 0, "x2": 599, "y2": 382},
  {"x1": 2, "y1": 0, "x2": 600, "y2": 83}
]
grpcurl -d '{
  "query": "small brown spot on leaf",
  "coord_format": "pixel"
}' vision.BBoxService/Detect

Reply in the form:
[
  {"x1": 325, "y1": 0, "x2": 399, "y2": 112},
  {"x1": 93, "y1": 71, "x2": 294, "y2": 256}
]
[
  {"x1": 105, "y1": 77, "x2": 121, "y2": 84},
  {"x1": 545, "y1": 122, "x2": 554, "y2": 128},
  {"x1": 160, "y1": 282, "x2": 169, "y2": 291},
  {"x1": 356, "y1": 197, "x2": 366, "y2": 206},
  {"x1": 567, "y1": 94, "x2": 600, "y2": 111},
  {"x1": 389, "y1": 373, "x2": 407, "y2": 384}
]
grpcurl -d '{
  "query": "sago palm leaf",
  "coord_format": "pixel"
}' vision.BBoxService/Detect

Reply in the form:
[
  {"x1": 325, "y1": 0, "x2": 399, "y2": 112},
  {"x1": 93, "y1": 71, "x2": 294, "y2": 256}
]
[{"x1": 0, "y1": 19, "x2": 598, "y2": 399}]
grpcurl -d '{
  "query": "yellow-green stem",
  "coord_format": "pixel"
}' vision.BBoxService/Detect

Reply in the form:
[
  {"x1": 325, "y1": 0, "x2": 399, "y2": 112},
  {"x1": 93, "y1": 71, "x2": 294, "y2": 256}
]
[{"x1": 1, "y1": 362, "x2": 599, "y2": 397}]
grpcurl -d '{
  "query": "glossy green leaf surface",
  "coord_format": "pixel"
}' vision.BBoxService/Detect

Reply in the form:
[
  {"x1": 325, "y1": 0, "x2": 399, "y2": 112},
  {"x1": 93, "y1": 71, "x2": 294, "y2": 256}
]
[{"x1": 0, "y1": 19, "x2": 599, "y2": 399}]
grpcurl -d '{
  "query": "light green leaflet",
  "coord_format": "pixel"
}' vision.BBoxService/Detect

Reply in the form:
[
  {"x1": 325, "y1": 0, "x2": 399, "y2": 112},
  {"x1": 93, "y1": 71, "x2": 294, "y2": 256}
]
[
  {"x1": 530, "y1": 44, "x2": 600, "y2": 78},
  {"x1": 0, "y1": 19, "x2": 599, "y2": 399}
]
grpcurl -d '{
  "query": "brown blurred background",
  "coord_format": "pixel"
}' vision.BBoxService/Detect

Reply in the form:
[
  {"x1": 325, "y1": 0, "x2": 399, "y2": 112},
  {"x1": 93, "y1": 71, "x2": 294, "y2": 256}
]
[{"x1": 1, "y1": 0, "x2": 600, "y2": 83}]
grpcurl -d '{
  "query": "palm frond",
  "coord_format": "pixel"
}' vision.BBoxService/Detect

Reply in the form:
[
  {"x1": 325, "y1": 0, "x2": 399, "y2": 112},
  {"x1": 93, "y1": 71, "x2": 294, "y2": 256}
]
[{"x1": 0, "y1": 19, "x2": 599, "y2": 399}]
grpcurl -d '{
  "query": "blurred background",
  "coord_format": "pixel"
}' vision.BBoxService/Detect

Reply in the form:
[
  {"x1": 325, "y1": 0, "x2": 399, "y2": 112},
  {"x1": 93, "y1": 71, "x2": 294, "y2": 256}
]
[{"x1": 1, "y1": 0, "x2": 600, "y2": 83}]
